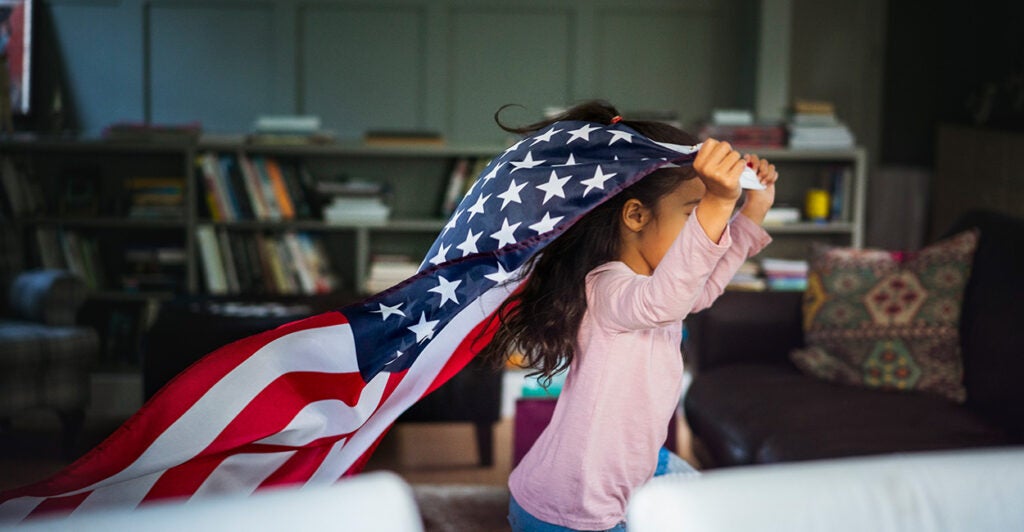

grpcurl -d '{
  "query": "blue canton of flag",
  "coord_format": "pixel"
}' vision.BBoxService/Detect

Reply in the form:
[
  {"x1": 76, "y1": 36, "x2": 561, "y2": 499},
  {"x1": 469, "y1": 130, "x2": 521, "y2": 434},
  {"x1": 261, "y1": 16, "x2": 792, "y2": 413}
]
[{"x1": 345, "y1": 120, "x2": 708, "y2": 380}]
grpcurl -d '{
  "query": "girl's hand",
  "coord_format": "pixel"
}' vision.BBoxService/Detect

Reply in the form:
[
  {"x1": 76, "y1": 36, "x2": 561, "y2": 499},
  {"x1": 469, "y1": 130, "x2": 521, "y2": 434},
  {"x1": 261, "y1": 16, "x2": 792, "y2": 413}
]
[
  {"x1": 693, "y1": 139, "x2": 745, "y2": 204},
  {"x1": 739, "y1": 154, "x2": 779, "y2": 225}
]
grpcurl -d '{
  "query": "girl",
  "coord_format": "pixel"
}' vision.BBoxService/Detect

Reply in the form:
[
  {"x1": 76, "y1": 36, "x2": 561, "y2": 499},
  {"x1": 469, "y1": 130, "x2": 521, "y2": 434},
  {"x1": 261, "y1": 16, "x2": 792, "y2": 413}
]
[{"x1": 480, "y1": 101, "x2": 779, "y2": 531}]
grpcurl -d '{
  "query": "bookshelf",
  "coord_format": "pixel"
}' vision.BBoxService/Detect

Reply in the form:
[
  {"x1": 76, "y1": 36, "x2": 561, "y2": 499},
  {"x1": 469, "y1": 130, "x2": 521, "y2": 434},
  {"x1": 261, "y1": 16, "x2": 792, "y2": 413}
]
[
  {"x1": 0, "y1": 137, "x2": 501, "y2": 303},
  {"x1": 1, "y1": 138, "x2": 867, "y2": 297}
]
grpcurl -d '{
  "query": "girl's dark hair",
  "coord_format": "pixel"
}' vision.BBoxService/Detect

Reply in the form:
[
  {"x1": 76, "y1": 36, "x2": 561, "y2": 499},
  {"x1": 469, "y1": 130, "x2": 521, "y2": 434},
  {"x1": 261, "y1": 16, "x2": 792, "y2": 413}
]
[{"x1": 478, "y1": 100, "x2": 699, "y2": 385}]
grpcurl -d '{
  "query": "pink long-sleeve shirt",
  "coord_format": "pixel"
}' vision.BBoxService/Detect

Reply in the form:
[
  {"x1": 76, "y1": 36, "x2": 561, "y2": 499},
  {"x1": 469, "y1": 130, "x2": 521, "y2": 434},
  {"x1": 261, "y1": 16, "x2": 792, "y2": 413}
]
[{"x1": 508, "y1": 210, "x2": 772, "y2": 530}]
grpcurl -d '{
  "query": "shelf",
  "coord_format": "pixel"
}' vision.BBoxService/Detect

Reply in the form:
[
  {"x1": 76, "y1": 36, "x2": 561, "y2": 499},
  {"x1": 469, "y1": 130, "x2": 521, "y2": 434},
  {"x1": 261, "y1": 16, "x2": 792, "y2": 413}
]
[
  {"x1": 27, "y1": 217, "x2": 188, "y2": 228},
  {"x1": 89, "y1": 291, "x2": 177, "y2": 302},
  {"x1": 201, "y1": 218, "x2": 447, "y2": 232},
  {"x1": 763, "y1": 222, "x2": 855, "y2": 234},
  {"x1": 742, "y1": 146, "x2": 865, "y2": 162}
]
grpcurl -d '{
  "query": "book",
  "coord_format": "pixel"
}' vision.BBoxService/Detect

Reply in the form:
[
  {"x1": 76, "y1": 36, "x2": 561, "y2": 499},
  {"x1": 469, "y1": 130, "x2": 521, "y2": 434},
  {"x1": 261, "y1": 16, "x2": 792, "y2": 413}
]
[
  {"x1": 252, "y1": 156, "x2": 283, "y2": 220},
  {"x1": 264, "y1": 158, "x2": 296, "y2": 220},
  {"x1": 198, "y1": 153, "x2": 230, "y2": 221},
  {"x1": 196, "y1": 225, "x2": 228, "y2": 294},
  {"x1": 238, "y1": 154, "x2": 270, "y2": 220},
  {"x1": 124, "y1": 177, "x2": 184, "y2": 219},
  {"x1": 364, "y1": 254, "x2": 418, "y2": 293},
  {"x1": 763, "y1": 206, "x2": 802, "y2": 225},
  {"x1": 218, "y1": 155, "x2": 251, "y2": 220},
  {"x1": 441, "y1": 158, "x2": 471, "y2": 216},
  {"x1": 217, "y1": 227, "x2": 241, "y2": 294}
]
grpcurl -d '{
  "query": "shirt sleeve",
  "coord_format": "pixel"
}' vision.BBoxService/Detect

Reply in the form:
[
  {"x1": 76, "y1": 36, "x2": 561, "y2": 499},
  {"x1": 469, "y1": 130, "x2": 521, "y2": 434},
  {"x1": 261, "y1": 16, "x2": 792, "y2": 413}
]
[
  {"x1": 586, "y1": 206, "x2": 733, "y2": 332},
  {"x1": 689, "y1": 212, "x2": 773, "y2": 313}
]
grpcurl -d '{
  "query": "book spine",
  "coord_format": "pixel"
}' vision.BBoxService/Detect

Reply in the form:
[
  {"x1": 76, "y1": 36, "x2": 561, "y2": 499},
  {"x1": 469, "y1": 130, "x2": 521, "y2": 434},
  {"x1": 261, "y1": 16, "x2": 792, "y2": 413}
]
[
  {"x1": 253, "y1": 156, "x2": 282, "y2": 221},
  {"x1": 196, "y1": 224, "x2": 228, "y2": 294},
  {"x1": 238, "y1": 154, "x2": 270, "y2": 220},
  {"x1": 283, "y1": 231, "x2": 315, "y2": 294},
  {"x1": 216, "y1": 227, "x2": 240, "y2": 294},
  {"x1": 265, "y1": 158, "x2": 296, "y2": 220},
  {"x1": 198, "y1": 153, "x2": 228, "y2": 221},
  {"x1": 217, "y1": 155, "x2": 244, "y2": 221}
]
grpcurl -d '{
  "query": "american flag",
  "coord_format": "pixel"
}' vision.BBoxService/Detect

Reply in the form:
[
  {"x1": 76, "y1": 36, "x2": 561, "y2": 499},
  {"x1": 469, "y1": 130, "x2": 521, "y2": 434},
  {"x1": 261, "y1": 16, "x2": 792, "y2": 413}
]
[{"x1": 0, "y1": 120, "x2": 755, "y2": 522}]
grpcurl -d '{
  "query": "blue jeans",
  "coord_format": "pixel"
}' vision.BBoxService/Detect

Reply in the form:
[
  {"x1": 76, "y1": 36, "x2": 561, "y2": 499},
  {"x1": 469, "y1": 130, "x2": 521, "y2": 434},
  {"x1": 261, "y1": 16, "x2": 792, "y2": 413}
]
[{"x1": 508, "y1": 447, "x2": 696, "y2": 532}]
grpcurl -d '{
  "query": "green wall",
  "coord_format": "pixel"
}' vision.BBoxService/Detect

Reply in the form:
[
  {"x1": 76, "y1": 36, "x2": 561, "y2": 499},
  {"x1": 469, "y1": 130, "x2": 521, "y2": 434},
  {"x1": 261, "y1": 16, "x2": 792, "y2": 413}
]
[{"x1": 42, "y1": 0, "x2": 758, "y2": 143}]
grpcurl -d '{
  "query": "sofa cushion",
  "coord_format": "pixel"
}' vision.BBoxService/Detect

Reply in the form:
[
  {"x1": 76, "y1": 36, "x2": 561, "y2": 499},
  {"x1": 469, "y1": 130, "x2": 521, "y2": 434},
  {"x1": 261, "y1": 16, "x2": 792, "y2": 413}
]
[
  {"x1": 789, "y1": 229, "x2": 979, "y2": 403},
  {"x1": 684, "y1": 364, "x2": 1008, "y2": 467}
]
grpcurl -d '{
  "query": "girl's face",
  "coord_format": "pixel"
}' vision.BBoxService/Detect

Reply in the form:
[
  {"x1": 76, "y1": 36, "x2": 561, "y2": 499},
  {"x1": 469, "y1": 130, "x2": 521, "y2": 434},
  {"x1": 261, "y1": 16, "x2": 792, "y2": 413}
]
[{"x1": 629, "y1": 177, "x2": 706, "y2": 274}]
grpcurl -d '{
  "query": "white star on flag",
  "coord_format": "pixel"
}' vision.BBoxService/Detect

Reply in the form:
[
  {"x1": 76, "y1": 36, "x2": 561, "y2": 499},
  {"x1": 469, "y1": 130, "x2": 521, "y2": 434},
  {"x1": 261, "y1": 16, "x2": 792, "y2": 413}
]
[
  {"x1": 509, "y1": 151, "x2": 545, "y2": 173},
  {"x1": 529, "y1": 211, "x2": 564, "y2": 235},
  {"x1": 490, "y1": 218, "x2": 521, "y2": 248},
  {"x1": 384, "y1": 350, "x2": 404, "y2": 366},
  {"x1": 428, "y1": 276, "x2": 462, "y2": 307},
  {"x1": 497, "y1": 179, "x2": 527, "y2": 210},
  {"x1": 467, "y1": 193, "x2": 491, "y2": 221},
  {"x1": 484, "y1": 262, "x2": 515, "y2": 284},
  {"x1": 428, "y1": 242, "x2": 451, "y2": 266},
  {"x1": 503, "y1": 138, "x2": 525, "y2": 155},
  {"x1": 580, "y1": 165, "x2": 617, "y2": 196},
  {"x1": 482, "y1": 162, "x2": 503, "y2": 182},
  {"x1": 441, "y1": 209, "x2": 463, "y2": 236},
  {"x1": 457, "y1": 229, "x2": 482, "y2": 256},
  {"x1": 536, "y1": 170, "x2": 571, "y2": 204},
  {"x1": 608, "y1": 130, "x2": 633, "y2": 145},
  {"x1": 407, "y1": 312, "x2": 439, "y2": 343},
  {"x1": 554, "y1": 153, "x2": 578, "y2": 167},
  {"x1": 566, "y1": 123, "x2": 601, "y2": 144},
  {"x1": 531, "y1": 127, "x2": 564, "y2": 145},
  {"x1": 371, "y1": 302, "x2": 406, "y2": 321}
]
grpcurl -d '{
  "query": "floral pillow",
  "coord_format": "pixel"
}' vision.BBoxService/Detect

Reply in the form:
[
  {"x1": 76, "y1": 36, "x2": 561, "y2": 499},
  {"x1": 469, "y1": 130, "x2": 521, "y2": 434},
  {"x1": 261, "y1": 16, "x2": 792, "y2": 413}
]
[{"x1": 789, "y1": 229, "x2": 980, "y2": 403}]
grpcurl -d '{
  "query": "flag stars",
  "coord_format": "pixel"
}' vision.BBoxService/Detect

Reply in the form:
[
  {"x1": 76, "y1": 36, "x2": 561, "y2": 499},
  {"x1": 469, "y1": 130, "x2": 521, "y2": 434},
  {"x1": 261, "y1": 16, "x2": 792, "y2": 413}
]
[
  {"x1": 428, "y1": 276, "x2": 462, "y2": 307},
  {"x1": 554, "y1": 153, "x2": 578, "y2": 167},
  {"x1": 371, "y1": 302, "x2": 406, "y2": 321},
  {"x1": 441, "y1": 209, "x2": 463, "y2": 236},
  {"x1": 407, "y1": 312, "x2": 439, "y2": 343},
  {"x1": 608, "y1": 130, "x2": 634, "y2": 145},
  {"x1": 490, "y1": 218, "x2": 522, "y2": 249},
  {"x1": 566, "y1": 123, "x2": 601, "y2": 144},
  {"x1": 536, "y1": 170, "x2": 571, "y2": 204},
  {"x1": 481, "y1": 162, "x2": 504, "y2": 182},
  {"x1": 580, "y1": 165, "x2": 618, "y2": 196},
  {"x1": 466, "y1": 193, "x2": 491, "y2": 221},
  {"x1": 485, "y1": 262, "x2": 515, "y2": 284},
  {"x1": 497, "y1": 179, "x2": 527, "y2": 210},
  {"x1": 529, "y1": 211, "x2": 563, "y2": 235},
  {"x1": 531, "y1": 127, "x2": 564, "y2": 145},
  {"x1": 457, "y1": 228, "x2": 483, "y2": 257},
  {"x1": 509, "y1": 151, "x2": 545, "y2": 173},
  {"x1": 384, "y1": 350, "x2": 404, "y2": 366},
  {"x1": 428, "y1": 242, "x2": 452, "y2": 266}
]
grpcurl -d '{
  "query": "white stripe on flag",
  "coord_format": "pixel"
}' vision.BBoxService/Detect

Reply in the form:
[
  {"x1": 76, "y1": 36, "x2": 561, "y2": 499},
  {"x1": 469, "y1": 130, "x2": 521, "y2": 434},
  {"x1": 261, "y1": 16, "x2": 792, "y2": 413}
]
[
  {"x1": 193, "y1": 451, "x2": 297, "y2": 498},
  {"x1": 301, "y1": 279, "x2": 522, "y2": 484},
  {"x1": 71, "y1": 470, "x2": 163, "y2": 516},
  {"x1": 304, "y1": 438, "x2": 349, "y2": 488},
  {"x1": 254, "y1": 373, "x2": 389, "y2": 447},
  {"x1": 3, "y1": 322, "x2": 359, "y2": 517}
]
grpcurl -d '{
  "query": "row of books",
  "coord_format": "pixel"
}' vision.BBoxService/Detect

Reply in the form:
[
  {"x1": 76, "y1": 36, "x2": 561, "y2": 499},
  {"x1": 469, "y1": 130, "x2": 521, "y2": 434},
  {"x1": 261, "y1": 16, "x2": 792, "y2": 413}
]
[
  {"x1": 33, "y1": 228, "x2": 187, "y2": 292},
  {"x1": 195, "y1": 226, "x2": 338, "y2": 295},
  {"x1": 0, "y1": 156, "x2": 43, "y2": 218},
  {"x1": 728, "y1": 258, "x2": 810, "y2": 292},
  {"x1": 196, "y1": 152, "x2": 315, "y2": 222},
  {"x1": 440, "y1": 157, "x2": 493, "y2": 217},
  {"x1": 125, "y1": 177, "x2": 185, "y2": 219}
]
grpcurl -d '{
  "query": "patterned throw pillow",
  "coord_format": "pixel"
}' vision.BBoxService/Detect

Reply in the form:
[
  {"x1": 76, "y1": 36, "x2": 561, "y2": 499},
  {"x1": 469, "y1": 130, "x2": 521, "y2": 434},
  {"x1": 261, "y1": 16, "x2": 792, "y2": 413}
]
[{"x1": 789, "y1": 229, "x2": 979, "y2": 403}]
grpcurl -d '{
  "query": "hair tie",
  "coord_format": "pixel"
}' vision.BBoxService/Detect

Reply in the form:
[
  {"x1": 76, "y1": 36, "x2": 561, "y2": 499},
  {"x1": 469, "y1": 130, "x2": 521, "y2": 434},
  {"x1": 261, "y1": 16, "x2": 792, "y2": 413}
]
[{"x1": 610, "y1": 115, "x2": 622, "y2": 124}]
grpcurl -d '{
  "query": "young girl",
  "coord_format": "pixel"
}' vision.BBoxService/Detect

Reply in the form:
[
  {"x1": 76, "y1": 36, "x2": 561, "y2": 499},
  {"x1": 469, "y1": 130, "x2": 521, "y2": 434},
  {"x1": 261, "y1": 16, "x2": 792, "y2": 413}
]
[{"x1": 481, "y1": 101, "x2": 779, "y2": 531}]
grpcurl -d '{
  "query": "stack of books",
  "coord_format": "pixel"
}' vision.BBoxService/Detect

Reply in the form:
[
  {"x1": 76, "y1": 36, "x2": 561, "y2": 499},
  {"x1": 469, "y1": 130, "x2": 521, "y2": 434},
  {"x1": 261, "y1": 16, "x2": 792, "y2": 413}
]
[
  {"x1": 317, "y1": 179, "x2": 391, "y2": 226},
  {"x1": 787, "y1": 100, "x2": 855, "y2": 150},
  {"x1": 761, "y1": 258, "x2": 810, "y2": 291},
  {"x1": 363, "y1": 254, "x2": 419, "y2": 294},
  {"x1": 728, "y1": 260, "x2": 767, "y2": 291},
  {"x1": 697, "y1": 108, "x2": 786, "y2": 148},
  {"x1": 120, "y1": 244, "x2": 185, "y2": 292},
  {"x1": 248, "y1": 115, "x2": 335, "y2": 145},
  {"x1": 763, "y1": 205, "x2": 802, "y2": 226},
  {"x1": 124, "y1": 177, "x2": 184, "y2": 219}
]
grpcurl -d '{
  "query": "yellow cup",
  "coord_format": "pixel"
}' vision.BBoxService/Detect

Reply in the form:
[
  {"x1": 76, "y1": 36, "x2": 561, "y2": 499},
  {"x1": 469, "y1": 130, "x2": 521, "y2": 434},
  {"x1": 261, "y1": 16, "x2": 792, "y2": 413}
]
[{"x1": 805, "y1": 188, "x2": 830, "y2": 222}]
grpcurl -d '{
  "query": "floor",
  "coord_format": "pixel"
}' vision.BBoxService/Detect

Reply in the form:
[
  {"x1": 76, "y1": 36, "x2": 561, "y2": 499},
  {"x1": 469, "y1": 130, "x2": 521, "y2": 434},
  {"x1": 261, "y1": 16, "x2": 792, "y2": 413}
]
[{"x1": 0, "y1": 373, "x2": 699, "y2": 531}]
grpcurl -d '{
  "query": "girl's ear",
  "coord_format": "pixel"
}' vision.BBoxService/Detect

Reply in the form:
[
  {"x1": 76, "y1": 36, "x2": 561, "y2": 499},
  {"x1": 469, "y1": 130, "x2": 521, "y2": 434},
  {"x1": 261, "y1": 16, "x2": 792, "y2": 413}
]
[{"x1": 621, "y1": 198, "x2": 650, "y2": 233}]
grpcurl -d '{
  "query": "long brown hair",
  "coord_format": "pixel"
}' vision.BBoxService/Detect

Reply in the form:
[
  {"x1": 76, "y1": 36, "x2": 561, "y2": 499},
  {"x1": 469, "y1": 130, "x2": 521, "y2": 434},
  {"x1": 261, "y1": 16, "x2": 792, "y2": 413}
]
[{"x1": 478, "y1": 100, "x2": 700, "y2": 385}]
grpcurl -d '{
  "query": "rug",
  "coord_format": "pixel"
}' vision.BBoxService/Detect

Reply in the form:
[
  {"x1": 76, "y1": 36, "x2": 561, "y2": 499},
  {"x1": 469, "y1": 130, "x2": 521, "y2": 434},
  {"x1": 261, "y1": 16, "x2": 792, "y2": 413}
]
[{"x1": 413, "y1": 484, "x2": 511, "y2": 532}]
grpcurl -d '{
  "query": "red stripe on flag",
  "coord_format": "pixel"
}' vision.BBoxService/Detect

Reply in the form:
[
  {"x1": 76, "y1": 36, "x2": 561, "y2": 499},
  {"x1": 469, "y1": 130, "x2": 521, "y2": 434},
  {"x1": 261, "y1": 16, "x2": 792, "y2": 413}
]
[
  {"x1": 0, "y1": 311, "x2": 349, "y2": 506},
  {"x1": 423, "y1": 303, "x2": 506, "y2": 398},
  {"x1": 24, "y1": 492, "x2": 90, "y2": 520}
]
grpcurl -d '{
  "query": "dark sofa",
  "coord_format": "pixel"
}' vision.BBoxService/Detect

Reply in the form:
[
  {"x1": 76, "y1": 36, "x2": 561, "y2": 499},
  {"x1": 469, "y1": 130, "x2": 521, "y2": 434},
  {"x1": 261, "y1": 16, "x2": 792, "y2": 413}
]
[{"x1": 682, "y1": 210, "x2": 1024, "y2": 468}]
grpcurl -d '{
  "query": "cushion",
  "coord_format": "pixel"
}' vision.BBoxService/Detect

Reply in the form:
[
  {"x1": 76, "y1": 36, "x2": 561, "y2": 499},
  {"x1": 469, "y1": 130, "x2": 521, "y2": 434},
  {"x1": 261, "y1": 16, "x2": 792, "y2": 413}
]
[{"x1": 789, "y1": 229, "x2": 979, "y2": 402}]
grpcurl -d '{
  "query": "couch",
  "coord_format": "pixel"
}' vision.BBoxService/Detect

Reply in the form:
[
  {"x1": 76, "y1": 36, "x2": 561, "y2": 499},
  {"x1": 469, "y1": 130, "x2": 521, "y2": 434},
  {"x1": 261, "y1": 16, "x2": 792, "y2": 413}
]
[
  {"x1": 682, "y1": 210, "x2": 1024, "y2": 468},
  {"x1": 0, "y1": 269, "x2": 99, "y2": 456},
  {"x1": 627, "y1": 446, "x2": 1024, "y2": 531}
]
